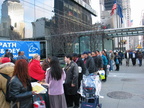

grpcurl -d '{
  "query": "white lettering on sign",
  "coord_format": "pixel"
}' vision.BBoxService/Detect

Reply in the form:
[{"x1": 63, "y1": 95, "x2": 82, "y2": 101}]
[
  {"x1": 0, "y1": 49, "x2": 5, "y2": 54},
  {"x1": 12, "y1": 43, "x2": 17, "y2": 47},
  {"x1": 0, "y1": 49, "x2": 20, "y2": 54},
  {"x1": 9, "y1": 49, "x2": 20, "y2": 53},
  {"x1": 0, "y1": 42, "x2": 17, "y2": 47}
]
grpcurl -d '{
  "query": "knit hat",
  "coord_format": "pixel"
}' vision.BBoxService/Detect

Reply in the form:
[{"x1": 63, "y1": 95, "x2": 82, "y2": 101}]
[{"x1": 1, "y1": 57, "x2": 11, "y2": 63}]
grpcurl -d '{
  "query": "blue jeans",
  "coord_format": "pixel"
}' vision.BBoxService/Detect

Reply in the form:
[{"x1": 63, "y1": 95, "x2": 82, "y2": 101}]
[{"x1": 109, "y1": 60, "x2": 114, "y2": 71}]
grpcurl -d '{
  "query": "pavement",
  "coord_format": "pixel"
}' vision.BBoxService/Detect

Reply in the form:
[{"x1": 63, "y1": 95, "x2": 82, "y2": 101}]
[{"x1": 99, "y1": 60, "x2": 144, "y2": 108}]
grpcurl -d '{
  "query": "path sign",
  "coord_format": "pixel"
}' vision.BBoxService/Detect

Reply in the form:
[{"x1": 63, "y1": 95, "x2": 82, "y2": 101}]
[{"x1": 0, "y1": 40, "x2": 40, "y2": 59}]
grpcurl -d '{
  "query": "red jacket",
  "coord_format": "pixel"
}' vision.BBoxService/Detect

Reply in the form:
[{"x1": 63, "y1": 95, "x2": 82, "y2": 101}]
[{"x1": 28, "y1": 59, "x2": 45, "y2": 81}]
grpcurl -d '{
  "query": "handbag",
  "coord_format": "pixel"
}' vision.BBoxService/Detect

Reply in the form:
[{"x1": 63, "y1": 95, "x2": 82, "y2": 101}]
[{"x1": 33, "y1": 94, "x2": 46, "y2": 108}]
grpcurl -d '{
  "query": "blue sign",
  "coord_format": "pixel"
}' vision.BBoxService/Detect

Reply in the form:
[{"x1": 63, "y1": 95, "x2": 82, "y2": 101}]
[{"x1": 0, "y1": 41, "x2": 40, "y2": 59}]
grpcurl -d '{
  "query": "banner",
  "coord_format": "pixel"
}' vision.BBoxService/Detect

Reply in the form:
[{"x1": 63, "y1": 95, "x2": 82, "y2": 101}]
[{"x1": 0, "y1": 41, "x2": 40, "y2": 59}]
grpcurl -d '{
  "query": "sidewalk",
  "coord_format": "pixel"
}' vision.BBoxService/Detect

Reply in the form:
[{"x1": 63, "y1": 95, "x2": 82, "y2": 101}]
[{"x1": 99, "y1": 61, "x2": 144, "y2": 108}]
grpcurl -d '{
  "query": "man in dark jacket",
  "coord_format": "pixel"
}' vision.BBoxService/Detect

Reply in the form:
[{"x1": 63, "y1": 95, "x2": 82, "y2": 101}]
[
  {"x1": 72, "y1": 53, "x2": 86, "y2": 87},
  {"x1": 64, "y1": 54, "x2": 79, "y2": 108},
  {"x1": 93, "y1": 50, "x2": 103, "y2": 72},
  {"x1": 131, "y1": 51, "x2": 137, "y2": 66},
  {"x1": 72, "y1": 53, "x2": 86, "y2": 108},
  {"x1": 83, "y1": 51, "x2": 95, "y2": 74}
]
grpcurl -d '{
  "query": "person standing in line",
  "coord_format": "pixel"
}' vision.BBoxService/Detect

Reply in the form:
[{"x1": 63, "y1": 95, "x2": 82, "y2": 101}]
[
  {"x1": 88, "y1": 51, "x2": 92, "y2": 57},
  {"x1": 81, "y1": 54, "x2": 85, "y2": 61},
  {"x1": 45, "y1": 57, "x2": 67, "y2": 108},
  {"x1": 95, "y1": 50, "x2": 103, "y2": 71},
  {"x1": 102, "y1": 50, "x2": 109, "y2": 63},
  {"x1": 8, "y1": 59, "x2": 36, "y2": 108},
  {"x1": 41, "y1": 56, "x2": 52, "y2": 71},
  {"x1": 109, "y1": 50, "x2": 115, "y2": 71},
  {"x1": 91, "y1": 51, "x2": 96, "y2": 58},
  {"x1": 72, "y1": 53, "x2": 86, "y2": 107},
  {"x1": 83, "y1": 51, "x2": 95, "y2": 74},
  {"x1": 92, "y1": 51, "x2": 103, "y2": 72},
  {"x1": 72, "y1": 53, "x2": 86, "y2": 87},
  {"x1": 0, "y1": 57, "x2": 14, "y2": 108},
  {"x1": 101, "y1": 51, "x2": 108, "y2": 81},
  {"x1": 28, "y1": 54, "x2": 45, "y2": 82},
  {"x1": 64, "y1": 54, "x2": 79, "y2": 108}
]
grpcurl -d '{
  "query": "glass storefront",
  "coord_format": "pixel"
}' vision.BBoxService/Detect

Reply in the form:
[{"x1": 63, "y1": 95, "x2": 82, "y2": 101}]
[{"x1": 73, "y1": 36, "x2": 90, "y2": 54}]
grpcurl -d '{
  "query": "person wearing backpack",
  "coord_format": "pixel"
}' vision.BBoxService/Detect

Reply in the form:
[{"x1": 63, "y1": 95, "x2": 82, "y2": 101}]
[
  {"x1": 0, "y1": 57, "x2": 15, "y2": 108},
  {"x1": 8, "y1": 59, "x2": 36, "y2": 108}
]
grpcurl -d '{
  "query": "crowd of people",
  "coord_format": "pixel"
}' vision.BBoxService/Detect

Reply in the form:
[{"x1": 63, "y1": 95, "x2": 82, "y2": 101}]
[{"x1": 0, "y1": 49, "x2": 143, "y2": 108}]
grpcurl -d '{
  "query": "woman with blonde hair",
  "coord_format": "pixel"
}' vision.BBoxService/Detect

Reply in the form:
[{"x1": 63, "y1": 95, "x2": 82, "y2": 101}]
[{"x1": 28, "y1": 54, "x2": 45, "y2": 82}]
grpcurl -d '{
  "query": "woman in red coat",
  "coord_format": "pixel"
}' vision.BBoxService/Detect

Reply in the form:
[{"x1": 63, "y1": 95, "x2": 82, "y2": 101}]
[{"x1": 28, "y1": 54, "x2": 45, "y2": 82}]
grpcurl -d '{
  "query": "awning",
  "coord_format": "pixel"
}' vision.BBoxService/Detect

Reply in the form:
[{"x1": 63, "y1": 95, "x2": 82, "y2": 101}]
[{"x1": 104, "y1": 26, "x2": 144, "y2": 38}]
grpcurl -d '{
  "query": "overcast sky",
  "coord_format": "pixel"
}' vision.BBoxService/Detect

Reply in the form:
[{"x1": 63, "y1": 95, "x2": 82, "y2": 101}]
[{"x1": 130, "y1": 0, "x2": 144, "y2": 26}]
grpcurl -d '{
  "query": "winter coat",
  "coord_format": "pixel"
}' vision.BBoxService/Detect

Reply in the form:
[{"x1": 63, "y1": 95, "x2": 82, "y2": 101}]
[
  {"x1": 109, "y1": 52, "x2": 115, "y2": 60},
  {"x1": 125, "y1": 52, "x2": 130, "y2": 59},
  {"x1": 64, "y1": 61, "x2": 79, "y2": 95},
  {"x1": 93, "y1": 55, "x2": 103, "y2": 71},
  {"x1": 28, "y1": 59, "x2": 45, "y2": 81},
  {"x1": 9, "y1": 76, "x2": 33, "y2": 108},
  {"x1": 76, "y1": 58, "x2": 86, "y2": 75},
  {"x1": 102, "y1": 55, "x2": 108, "y2": 66},
  {"x1": 114, "y1": 55, "x2": 121, "y2": 64},
  {"x1": 84, "y1": 56, "x2": 95, "y2": 73},
  {"x1": 137, "y1": 53, "x2": 143, "y2": 60},
  {"x1": 0, "y1": 62, "x2": 14, "y2": 108},
  {"x1": 75, "y1": 58, "x2": 86, "y2": 88}
]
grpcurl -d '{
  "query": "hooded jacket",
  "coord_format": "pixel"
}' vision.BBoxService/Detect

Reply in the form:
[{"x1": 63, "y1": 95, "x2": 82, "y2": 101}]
[{"x1": 0, "y1": 62, "x2": 14, "y2": 108}]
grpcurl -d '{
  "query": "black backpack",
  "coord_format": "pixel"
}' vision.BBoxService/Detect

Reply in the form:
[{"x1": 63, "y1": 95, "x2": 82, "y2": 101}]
[{"x1": 0, "y1": 73, "x2": 11, "y2": 102}]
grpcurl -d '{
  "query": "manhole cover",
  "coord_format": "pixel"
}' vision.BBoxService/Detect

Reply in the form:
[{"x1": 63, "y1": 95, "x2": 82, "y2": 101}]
[
  {"x1": 107, "y1": 91, "x2": 133, "y2": 99},
  {"x1": 121, "y1": 78, "x2": 136, "y2": 82}
]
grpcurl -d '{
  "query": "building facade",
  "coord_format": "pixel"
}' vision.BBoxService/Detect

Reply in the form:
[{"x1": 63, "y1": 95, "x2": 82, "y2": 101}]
[
  {"x1": 0, "y1": 0, "x2": 25, "y2": 39},
  {"x1": 100, "y1": 0, "x2": 135, "y2": 51},
  {"x1": 32, "y1": 0, "x2": 96, "y2": 38},
  {"x1": 30, "y1": 0, "x2": 97, "y2": 56}
]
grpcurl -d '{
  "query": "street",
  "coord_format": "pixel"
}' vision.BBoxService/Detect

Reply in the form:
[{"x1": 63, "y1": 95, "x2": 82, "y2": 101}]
[{"x1": 100, "y1": 60, "x2": 144, "y2": 108}]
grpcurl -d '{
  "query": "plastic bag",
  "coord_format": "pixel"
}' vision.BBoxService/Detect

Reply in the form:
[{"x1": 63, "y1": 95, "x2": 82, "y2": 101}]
[
  {"x1": 78, "y1": 74, "x2": 102, "y2": 97},
  {"x1": 98, "y1": 70, "x2": 105, "y2": 80},
  {"x1": 33, "y1": 95, "x2": 46, "y2": 108}
]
